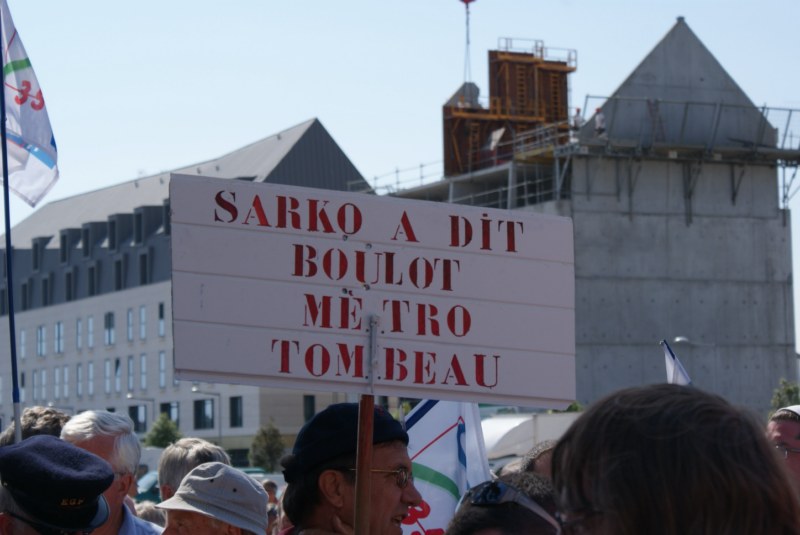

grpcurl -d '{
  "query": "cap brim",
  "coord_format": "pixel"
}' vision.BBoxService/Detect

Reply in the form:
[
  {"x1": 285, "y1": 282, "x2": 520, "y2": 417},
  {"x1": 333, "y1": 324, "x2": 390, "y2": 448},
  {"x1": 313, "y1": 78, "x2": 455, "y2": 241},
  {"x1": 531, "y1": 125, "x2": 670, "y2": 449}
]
[
  {"x1": 29, "y1": 496, "x2": 109, "y2": 532},
  {"x1": 157, "y1": 494, "x2": 213, "y2": 517}
]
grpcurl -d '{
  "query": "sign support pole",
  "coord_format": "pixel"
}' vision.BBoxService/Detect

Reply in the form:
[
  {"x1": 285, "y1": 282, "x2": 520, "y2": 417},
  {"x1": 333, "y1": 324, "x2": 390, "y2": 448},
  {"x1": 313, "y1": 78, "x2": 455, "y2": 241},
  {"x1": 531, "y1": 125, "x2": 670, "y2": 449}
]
[{"x1": 354, "y1": 315, "x2": 380, "y2": 535}]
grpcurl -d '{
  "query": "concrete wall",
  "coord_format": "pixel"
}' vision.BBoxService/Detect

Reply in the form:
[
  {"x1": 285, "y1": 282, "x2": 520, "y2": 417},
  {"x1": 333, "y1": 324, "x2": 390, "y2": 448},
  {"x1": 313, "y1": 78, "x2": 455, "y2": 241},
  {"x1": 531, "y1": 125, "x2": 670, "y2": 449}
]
[{"x1": 569, "y1": 156, "x2": 795, "y2": 414}]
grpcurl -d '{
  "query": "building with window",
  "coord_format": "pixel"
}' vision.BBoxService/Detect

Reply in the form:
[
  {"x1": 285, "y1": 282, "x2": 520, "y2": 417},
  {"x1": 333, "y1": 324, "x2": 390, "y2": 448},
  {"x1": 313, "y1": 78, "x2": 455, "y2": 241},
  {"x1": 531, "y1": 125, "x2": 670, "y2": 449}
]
[{"x1": 0, "y1": 118, "x2": 370, "y2": 463}]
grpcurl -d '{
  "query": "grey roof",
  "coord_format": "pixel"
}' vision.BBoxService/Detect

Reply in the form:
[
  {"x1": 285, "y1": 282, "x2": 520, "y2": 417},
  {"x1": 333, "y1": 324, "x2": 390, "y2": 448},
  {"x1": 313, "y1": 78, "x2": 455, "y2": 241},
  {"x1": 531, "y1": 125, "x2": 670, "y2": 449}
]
[
  {"x1": 580, "y1": 17, "x2": 774, "y2": 148},
  {"x1": 7, "y1": 118, "x2": 368, "y2": 247}
]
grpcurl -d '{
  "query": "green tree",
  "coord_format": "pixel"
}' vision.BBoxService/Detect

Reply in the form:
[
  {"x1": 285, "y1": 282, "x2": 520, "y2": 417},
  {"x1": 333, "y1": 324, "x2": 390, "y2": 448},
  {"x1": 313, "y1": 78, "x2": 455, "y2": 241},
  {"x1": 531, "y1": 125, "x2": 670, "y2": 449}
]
[
  {"x1": 145, "y1": 412, "x2": 182, "y2": 448},
  {"x1": 771, "y1": 378, "x2": 800, "y2": 414},
  {"x1": 250, "y1": 421, "x2": 285, "y2": 471}
]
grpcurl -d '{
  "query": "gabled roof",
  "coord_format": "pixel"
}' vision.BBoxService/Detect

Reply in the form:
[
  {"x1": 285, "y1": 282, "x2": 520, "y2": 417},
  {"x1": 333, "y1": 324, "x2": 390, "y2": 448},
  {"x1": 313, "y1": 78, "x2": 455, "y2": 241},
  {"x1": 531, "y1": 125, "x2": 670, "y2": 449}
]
[
  {"x1": 612, "y1": 17, "x2": 756, "y2": 107},
  {"x1": 7, "y1": 118, "x2": 369, "y2": 247},
  {"x1": 582, "y1": 17, "x2": 773, "y2": 148}
]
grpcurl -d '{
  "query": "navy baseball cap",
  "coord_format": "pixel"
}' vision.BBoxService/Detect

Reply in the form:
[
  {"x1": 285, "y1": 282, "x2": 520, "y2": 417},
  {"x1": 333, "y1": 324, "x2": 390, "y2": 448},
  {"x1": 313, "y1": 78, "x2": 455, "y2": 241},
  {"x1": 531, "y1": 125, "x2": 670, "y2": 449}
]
[
  {"x1": 282, "y1": 403, "x2": 408, "y2": 483},
  {"x1": 0, "y1": 434, "x2": 114, "y2": 531}
]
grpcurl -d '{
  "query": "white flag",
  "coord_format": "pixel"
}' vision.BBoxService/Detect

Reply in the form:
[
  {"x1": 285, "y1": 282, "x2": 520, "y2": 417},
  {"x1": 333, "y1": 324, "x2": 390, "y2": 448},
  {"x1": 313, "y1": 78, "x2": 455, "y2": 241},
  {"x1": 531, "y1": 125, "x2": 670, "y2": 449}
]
[
  {"x1": 1, "y1": 0, "x2": 58, "y2": 207},
  {"x1": 661, "y1": 339, "x2": 692, "y2": 386},
  {"x1": 401, "y1": 400, "x2": 492, "y2": 535}
]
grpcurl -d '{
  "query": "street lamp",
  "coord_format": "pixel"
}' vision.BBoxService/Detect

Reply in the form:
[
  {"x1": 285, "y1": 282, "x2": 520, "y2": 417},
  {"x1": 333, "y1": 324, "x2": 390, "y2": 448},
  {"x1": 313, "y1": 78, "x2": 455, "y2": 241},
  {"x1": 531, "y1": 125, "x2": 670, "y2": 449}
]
[
  {"x1": 126, "y1": 393, "x2": 156, "y2": 427},
  {"x1": 672, "y1": 336, "x2": 716, "y2": 347},
  {"x1": 191, "y1": 385, "x2": 222, "y2": 446}
]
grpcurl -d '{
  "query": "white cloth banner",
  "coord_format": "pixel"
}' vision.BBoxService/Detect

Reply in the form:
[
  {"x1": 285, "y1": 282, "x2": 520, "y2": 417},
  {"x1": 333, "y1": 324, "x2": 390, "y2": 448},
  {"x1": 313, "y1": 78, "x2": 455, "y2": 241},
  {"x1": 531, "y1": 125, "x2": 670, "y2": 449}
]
[
  {"x1": 401, "y1": 400, "x2": 492, "y2": 535},
  {"x1": 1, "y1": 0, "x2": 58, "y2": 207}
]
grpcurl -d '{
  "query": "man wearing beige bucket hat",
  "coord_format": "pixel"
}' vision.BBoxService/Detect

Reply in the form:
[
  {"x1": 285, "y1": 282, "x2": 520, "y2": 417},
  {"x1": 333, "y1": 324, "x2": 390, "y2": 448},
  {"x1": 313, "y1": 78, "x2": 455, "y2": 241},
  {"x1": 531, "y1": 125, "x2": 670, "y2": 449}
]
[{"x1": 158, "y1": 462, "x2": 268, "y2": 535}]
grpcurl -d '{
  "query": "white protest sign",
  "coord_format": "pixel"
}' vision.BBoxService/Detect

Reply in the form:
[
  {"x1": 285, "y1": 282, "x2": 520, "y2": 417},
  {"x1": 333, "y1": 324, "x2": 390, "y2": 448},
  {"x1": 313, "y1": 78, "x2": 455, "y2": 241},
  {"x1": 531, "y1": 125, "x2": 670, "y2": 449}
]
[{"x1": 170, "y1": 174, "x2": 575, "y2": 407}]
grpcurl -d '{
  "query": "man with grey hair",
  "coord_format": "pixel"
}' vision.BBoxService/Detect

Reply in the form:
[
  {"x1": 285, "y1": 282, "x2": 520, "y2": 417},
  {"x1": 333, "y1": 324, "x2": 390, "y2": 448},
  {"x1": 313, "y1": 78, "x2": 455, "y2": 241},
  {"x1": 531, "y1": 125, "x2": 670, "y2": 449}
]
[
  {"x1": 61, "y1": 410, "x2": 163, "y2": 535},
  {"x1": 158, "y1": 437, "x2": 231, "y2": 501},
  {"x1": 158, "y1": 462, "x2": 267, "y2": 535}
]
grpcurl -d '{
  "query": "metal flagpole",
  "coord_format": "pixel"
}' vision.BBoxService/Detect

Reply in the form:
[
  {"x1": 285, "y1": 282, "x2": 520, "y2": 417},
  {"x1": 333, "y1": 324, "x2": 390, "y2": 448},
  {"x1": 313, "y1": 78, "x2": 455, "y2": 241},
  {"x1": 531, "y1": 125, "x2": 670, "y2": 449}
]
[{"x1": 0, "y1": 6, "x2": 23, "y2": 444}]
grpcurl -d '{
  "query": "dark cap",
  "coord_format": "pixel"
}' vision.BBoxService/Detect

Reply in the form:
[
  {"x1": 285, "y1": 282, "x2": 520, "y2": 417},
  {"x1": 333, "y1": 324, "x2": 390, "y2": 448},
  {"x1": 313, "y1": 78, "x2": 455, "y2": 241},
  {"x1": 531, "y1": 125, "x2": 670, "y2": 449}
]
[
  {"x1": 0, "y1": 434, "x2": 114, "y2": 531},
  {"x1": 282, "y1": 403, "x2": 408, "y2": 483}
]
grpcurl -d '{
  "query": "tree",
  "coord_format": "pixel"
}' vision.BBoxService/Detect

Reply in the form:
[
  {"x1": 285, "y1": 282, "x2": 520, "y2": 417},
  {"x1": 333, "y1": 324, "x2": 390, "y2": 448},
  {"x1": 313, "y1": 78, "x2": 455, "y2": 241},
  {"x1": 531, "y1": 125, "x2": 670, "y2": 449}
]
[
  {"x1": 771, "y1": 378, "x2": 800, "y2": 413},
  {"x1": 145, "y1": 412, "x2": 182, "y2": 448},
  {"x1": 250, "y1": 421, "x2": 285, "y2": 471}
]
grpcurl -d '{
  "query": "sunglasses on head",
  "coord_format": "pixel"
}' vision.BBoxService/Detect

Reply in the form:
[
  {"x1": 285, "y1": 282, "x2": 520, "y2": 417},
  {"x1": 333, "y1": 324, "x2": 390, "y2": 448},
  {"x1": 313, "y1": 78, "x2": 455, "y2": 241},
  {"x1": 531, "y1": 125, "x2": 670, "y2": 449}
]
[{"x1": 460, "y1": 480, "x2": 561, "y2": 533}]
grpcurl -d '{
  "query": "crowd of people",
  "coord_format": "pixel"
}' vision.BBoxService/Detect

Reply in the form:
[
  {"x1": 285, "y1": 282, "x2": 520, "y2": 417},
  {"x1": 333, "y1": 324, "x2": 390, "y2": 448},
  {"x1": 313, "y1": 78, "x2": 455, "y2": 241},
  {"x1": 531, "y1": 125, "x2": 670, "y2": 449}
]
[{"x1": 1, "y1": 384, "x2": 800, "y2": 534}]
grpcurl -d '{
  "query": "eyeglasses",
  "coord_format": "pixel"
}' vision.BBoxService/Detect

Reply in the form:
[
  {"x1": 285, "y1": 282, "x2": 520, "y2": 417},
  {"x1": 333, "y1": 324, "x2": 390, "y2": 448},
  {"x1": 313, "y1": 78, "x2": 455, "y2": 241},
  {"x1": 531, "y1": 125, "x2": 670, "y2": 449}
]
[
  {"x1": 347, "y1": 467, "x2": 413, "y2": 489},
  {"x1": 459, "y1": 480, "x2": 561, "y2": 533},
  {"x1": 774, "y1": 443, "x2": 800, "y2": 459},
  {"x1": 556, "y1": 509, "x2": 604, "y2": 535},
  {"x1": 5, "y1": 511, "x2": 92, "y2": 535}
]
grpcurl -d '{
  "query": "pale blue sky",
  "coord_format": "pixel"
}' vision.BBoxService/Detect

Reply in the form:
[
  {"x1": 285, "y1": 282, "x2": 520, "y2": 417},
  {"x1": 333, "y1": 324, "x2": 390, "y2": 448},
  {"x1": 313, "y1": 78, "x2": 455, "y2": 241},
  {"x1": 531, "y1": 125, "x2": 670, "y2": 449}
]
[{"x1": 4, "y1": 0, "x2": 800, "y2": 349}]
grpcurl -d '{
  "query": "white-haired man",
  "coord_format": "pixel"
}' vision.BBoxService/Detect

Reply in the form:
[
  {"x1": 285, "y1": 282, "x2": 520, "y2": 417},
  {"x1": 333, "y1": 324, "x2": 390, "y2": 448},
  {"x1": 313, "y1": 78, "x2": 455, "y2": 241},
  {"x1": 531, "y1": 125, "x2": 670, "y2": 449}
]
[
  {"x1": 61, "y1": 410, "x2": 163, "y2": 535},
  {"x1": 158, "y1": 437, "x2": 231, "y2": 501}
]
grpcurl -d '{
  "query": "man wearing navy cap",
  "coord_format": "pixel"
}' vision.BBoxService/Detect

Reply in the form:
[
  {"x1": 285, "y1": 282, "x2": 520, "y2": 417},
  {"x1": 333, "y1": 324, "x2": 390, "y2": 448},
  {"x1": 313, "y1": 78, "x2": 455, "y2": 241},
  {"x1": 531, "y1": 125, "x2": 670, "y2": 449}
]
[
  {"x1": 0, "y1": 434, "x2": 115, "y2": 534},
  {"x1": 767, "y1": 405, "x2": 800, "y2": 487},
  {"x1": 280, "y1": 402, "x2": 421, "y2": 535}
]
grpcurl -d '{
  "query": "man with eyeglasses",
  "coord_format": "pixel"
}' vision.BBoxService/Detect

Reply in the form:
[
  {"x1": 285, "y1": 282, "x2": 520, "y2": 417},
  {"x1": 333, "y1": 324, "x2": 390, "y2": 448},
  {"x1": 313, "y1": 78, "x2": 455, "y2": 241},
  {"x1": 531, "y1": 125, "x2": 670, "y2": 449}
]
[
  {"x1": 0, "y1": 434, "x2": 115, "y2": 535},
  {"x1": 279, "y1": 402, "x2": 422, "y2": 535},
  {"x1": 767, "y1": 404, "x2": 800, "y2": 487}
]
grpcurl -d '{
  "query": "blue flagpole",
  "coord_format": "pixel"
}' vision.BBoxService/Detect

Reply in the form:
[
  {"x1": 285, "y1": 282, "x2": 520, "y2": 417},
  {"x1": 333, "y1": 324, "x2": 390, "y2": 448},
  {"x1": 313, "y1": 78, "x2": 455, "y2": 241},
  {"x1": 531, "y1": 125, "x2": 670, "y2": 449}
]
[{"x1": 0, "y1": 5, "x2": 23, "y2": 444}]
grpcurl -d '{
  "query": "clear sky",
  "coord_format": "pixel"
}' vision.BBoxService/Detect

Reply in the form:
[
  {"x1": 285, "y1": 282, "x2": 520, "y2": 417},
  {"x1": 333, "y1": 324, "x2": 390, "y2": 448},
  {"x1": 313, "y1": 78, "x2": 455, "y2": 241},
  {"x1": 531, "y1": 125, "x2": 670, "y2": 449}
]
[{"x1": 4, "y1": 0, "x2": 800, "y2": 349}]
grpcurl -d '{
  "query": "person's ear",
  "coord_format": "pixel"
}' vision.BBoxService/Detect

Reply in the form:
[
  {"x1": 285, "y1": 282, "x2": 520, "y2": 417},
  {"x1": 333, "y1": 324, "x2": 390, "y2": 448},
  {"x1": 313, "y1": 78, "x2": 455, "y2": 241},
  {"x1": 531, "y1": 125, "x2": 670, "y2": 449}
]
[
  {"x1": 318, "y1": 469, "x2": 349, "y2": 508},
  {"x1": 159, "y1": 484, "x2": 173, "y2": 501}
]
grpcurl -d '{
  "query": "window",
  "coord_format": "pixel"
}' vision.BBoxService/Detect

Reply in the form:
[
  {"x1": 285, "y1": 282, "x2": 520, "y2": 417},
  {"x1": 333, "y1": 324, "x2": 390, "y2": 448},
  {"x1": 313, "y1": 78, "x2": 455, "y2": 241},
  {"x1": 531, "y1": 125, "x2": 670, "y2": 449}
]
[
  {"x1": 158, "y1": 351, "x2": 166, "y2": 388},
  {"x1": 41, "y1": 276, "x2": 50, "y2": 306},
  {"x1": 114, "y1": 357, "x2": 121, "y2": 393},
  {"x1": 20, "y1": 281, "x2": 28, "y2": 311},
  {"x1": 88, "y1": 362, "x2": 95, "y2": 396},
  {"x1": 87, "y1": 265, "x2": 97, "y2": 296},
  {"x1": 303, "y1": 395, "x2": 316, "y2": 422},
  {"x1": 32, "y1": 241, "x2": 42, "y2": 271},
  {"x1": 65, "y1": 269, "x2": 75, "y2": 302},
  {"x1": 114, "y1": 258, "x2": 125, "y2": 291},
  {"x1": 127, "y1": 309, "x2": 134, "y2": 341},
  {"x1": 36, "y1": 325, "x2": 46, "y2": 357},
  {"x1": 59, "y1": 234, "x2": 68, "y2": 264},
  {"x1": 19, "y1": 372, "x2": 25, "y2": 403},
  {"x1": 128, "y1": 405, "x2": 146, "y2": 434},
  {"x1": 87, "y1": 316, "x2": 95, "y2": 349},
  {"x1": 54, "y1": 366, "x2": 61, "y2": 400},
  {"x1": 158, "y1": 302, "x2": 165, "y2": 337},
  {"x1": 160, "y1": 401, "x2": 179, "y2": 426},
  {"x1": 104, "y1": 359, "x2": 111, "y2": 394},
  {"x1": 19, "y1": 329, "x2": 25, "y2": 359},
  {"x1": 134, "y1": 212, "x2": 143, "y2": 244},
  {"x1": 140, "y1": 354, "x2": 147, "y2": 390},
  {"x1": 76, "y1": 319, "x2": 82, "y2": 350},
  {"x1": 139, "y1": 252, "x2": 150, "y2": 285},
  {"x1": 40, "y1": 369, "x2": 47, "y2": 402},
  {"x1": 109, "y1": 220, "x2": 117, "y2": 251},
  {"x1": 104, "y1": 312, "x2": 115, "y2": 345},
  {"x1": 31, "y1": 370, "x2": 37, "y2": 402},
  {"x1": 193, "y1": 399, "x2": 214, "y2": 430},
  {"x1": 76, "y1": 363, "x2": 83, "y2": 397},
  {"x1": 0, "y1": 287, "x2": 6, "y2": 315},
  {"x1": 82, "y1": 228, "x2": 91, "y2": 258},
  {"x1": 54, "y1": 321, "x2": 64, "y2": 354},
  {"x1": 127, "y1": 356, "x2": 134, "y2": 391},
  {"x1": 230, "y1": 396, "x2": 243, "y2": 428},
  {"x1": 63, "y1": 365, "x2": 69, "y2": 399},
  {"x1": 140, "y1": 306, "x2": 147, "y2": 340}
]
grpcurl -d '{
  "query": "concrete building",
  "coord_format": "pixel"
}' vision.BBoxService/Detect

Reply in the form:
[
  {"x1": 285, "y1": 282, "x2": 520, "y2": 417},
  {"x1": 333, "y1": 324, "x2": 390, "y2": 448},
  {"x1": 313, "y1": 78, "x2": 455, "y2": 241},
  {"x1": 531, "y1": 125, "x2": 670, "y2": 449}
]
[
  {"x1": 0, "y1": 118, "x2": 371, "y2": 463},
  {"x1": 396, "y1": 18, "x2": 800, "y2": 414}
]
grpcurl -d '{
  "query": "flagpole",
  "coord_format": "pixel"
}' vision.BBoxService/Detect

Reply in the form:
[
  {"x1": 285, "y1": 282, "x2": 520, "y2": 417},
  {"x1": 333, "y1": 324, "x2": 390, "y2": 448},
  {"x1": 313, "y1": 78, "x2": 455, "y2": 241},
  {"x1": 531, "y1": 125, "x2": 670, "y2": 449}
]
[{"x1": 0, "y1": 6, "x2": 22, "y2": 444}]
